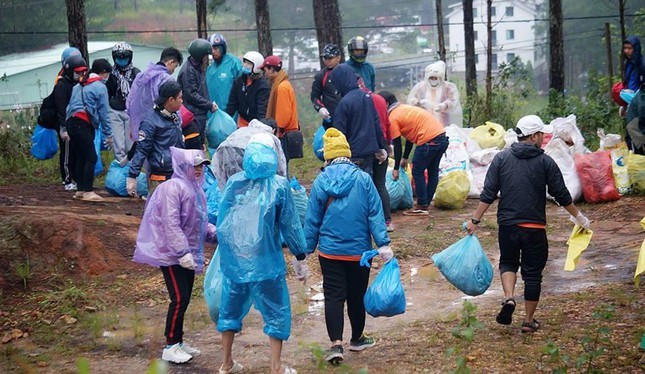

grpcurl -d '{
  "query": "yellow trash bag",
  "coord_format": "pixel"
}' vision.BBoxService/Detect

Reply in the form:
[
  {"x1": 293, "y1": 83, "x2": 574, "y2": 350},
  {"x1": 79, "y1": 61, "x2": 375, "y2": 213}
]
[
  {"x1": 635, "y1": 217, "x2": 645, "y2": 287},
  {"x1": 469, "y1": 121, "x2": 506, "y2": 149},
  {"x1": 564, "y1": 225, "x2": 593, "y2": 271},
  {"x1": 434, "y1": 170, "x2": 470, "y2": 210},
  {"x1": 627, "y1": 152, "x2": 645, "y2": 192},
  {"x1": 611, "y1": 147, "x2": 631, "y2": 194}
]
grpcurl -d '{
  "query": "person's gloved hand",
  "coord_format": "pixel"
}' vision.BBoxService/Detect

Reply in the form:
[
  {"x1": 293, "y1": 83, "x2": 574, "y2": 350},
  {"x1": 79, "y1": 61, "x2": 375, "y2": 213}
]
[
  {"x1": 375, "y1": 149, "x2": 388, "y2": 164},
  {"x1": 378, "y1": 245, "x2": 393, "y2": 262},
  {"x1": 292, "y1": 257, "x2": 309, "y2": 283},
  {"x1": 212, "y1": 102, "x2": 218, "y2": 112},
  {"x1": 59, "y1": 129, "x2": 70, "y2": 141},
  {"x1": 318, "y1": 107, "x2": 330, "y2": 119},
  {"x1": 570, "y1": 212, "x2": 591, "y2": 230},
  {"x1": 126, "y1": 177, "x2": 138, "y2": 198},
  {"x1": 419, "y1": 99, "x2": 430, "y2": 108},
  {"x1": 619, "y1": 106, "x2": 627, "y2": 118},
  {"x1": 104, "y1": 136, "x2": 114, "y2": 150},
  {"x1": 391, "y1": 169, "x2": 400, "y2": 181},
  {"x1": 179, "y1": 253, "x2": 196, "y2": 270}
]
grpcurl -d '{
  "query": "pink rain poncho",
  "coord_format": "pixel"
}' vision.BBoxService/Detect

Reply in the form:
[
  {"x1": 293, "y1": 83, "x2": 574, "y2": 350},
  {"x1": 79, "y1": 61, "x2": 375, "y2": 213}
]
[{"x1": 133, "y1": 147, "x2": 216, "y2": 273}]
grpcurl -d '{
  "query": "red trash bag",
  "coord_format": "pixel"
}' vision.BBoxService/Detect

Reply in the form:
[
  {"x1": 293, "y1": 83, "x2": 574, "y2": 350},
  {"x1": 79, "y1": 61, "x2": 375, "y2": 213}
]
[
  {"x1": 574, "y1": 151, "x2": 620, "y2": 203},
  {"x1": 612, "y1": 82, "x2": 627, "y2": 106}
]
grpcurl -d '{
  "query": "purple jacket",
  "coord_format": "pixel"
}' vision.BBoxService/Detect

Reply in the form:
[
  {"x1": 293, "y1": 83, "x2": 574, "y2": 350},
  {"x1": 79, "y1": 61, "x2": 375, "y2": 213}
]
[
  {"x1": 133, "y1": 147, "x2": 216, "y2": 273},
  {"x1": 126, "y1": 62, "x2": 173, "y2": 141}
]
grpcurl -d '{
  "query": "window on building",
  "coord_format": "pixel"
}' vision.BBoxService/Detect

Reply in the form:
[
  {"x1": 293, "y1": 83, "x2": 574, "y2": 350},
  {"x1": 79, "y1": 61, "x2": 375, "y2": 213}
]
[
  {"x1": 491, "y1": 6, "x2": 496, "y2": 17},
  {"x1": 475, "y1": 54, "x2": 479, "y2": 64},
  {"x1": 492, "y1": 30, "x2": 497, "y2": 47},
  {"x1": 505, "y1": 7, "x2": 514, "y2": 17},
  {"x1": 492, "y1": 54, "x2": 498, "y2": 70},
  {"x1": 474, "y1": 30, "x2": 478, "y2": 40},
  {"x1": 506, "y1": 30, "x2": 515, "y2": 40},
  {"x1": 507, "y1": 53, "x2": 516, "y2": 62},
  {"x1": 473, "y1": 8, "x2": 478, "y2": 18}
]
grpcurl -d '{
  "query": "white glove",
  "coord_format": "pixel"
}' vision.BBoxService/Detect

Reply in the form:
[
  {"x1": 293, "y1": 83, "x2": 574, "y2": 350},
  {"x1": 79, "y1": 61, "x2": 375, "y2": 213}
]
[
  {"x1": 126, "y1": 177, "x2": 138, "y2": 197},
  {"x1": 375, "y1": 149, "x2": 388, "y2": 164},
  {"x1": 378, "y1": 245, "x2": 393, "y2": 262},
  {"x1": 178, "y1": 253, "x2": 196, "y2": 270},
  {"x1": 59, "y1": 129, "x2": 70, "y2": 142},
  {"x1": 292, "y1": 257, "x2": 309, "y2": 282},
  {"x1": 619, "y1": 106, "x2": 626, "y2": 118},
  {"x1": 212, "y1": 102, "x2": 218, "y2": 112},
  {"x1": 570, "y1": 212, "x2": 591, "y2": 230},
  {"x1": 104, "y1": 136, "x2": 114, "y2": 151},
  {"x1": 433, "y1": 104, "x2": 442, "y2": 112},
  {"x1": 318, "y1": 107, "x2": 330, "y2": 119}
]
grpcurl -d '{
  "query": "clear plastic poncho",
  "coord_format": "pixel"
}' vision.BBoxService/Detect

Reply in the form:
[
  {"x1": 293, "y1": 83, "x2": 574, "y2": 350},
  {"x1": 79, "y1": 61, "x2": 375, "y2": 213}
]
[
  {"x1": 407, "y1": 61, "x2": 463, "y2": 127},
  {"x1": 216, "y1": 142, "x2": 307, "y2": 283}
]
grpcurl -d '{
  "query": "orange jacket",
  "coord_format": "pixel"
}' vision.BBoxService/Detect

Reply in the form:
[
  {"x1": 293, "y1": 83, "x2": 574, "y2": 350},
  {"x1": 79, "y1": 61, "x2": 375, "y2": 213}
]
[{"x1": 272, "y1": 80, "x2": 299, "y2": 136}]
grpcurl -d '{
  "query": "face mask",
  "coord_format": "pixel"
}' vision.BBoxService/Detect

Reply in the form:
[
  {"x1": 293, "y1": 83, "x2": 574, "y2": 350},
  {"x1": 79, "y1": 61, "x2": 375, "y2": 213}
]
[
  {"x1": 429, "y1": 77, "x2": 440, "y2": 87},
  {"x1": 73, "y1": 72, "x2": 83, "y2": 82},
  {"x1": 102, "y1": 77, "x2": 109, "y2": 83},
  {"x1": 242, "y1": 66, "x2": 252, "y2": 75},
  {"x1": 115, "y1": 58, "x2": 129, "y2": 67}
]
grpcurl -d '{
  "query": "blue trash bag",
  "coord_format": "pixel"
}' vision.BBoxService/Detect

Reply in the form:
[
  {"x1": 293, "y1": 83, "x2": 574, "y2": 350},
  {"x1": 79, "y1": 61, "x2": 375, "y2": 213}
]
[
  {"x1": 203, "y1": 249, "x2": 223, "y2": 323},
  {"x1": 312, "y1": 125, "x2": 325, "y2": 161},
  {"x1": 386, "y1": 167, "x2": 414, "y2": 210},
  {"x1": 206, "y1": 110, "x2": 237, "y2": 156},
  {"x1": 93, "y1": 134, "x2": 103, "y2": 176},
  {"x1": 620, "y1": 89, "x2": 637, "y2": 105},
  {"x1": 31, "y1": 125, "x2": 58, "y2": 160},
  {"x1": 203, "y1": 166, "x2": 221, "y2": 224},
  {"x1": 360, "y1": 250, "x2": 406, "y2": 318},
  {"x1": 431, "y1": 234, "x2": 493, "y2": 296},
  {"x1": 290, "y1": 177, "x2": 308, "y2": 227},
  {"x1": 105, "y1": 160, "x2": 148, "y2": 197}
]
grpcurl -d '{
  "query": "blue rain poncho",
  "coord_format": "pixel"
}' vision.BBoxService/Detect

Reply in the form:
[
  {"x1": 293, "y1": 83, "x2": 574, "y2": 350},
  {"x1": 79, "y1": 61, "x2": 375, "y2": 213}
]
[
  {"x1": 133, "y1": 147, "x2": 217, "y2": 273},
  {"x1": 216, "y1": 142, "x2": 307, "y2": 283}
]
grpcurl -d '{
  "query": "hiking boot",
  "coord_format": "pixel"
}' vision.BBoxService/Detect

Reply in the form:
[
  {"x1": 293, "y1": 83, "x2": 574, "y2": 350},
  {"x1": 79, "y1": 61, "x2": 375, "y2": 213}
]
[
  {"x1": 179, "y1": 342, "x2": 201, "y2": 357},
  {"x1": 386, "y1": 220, "x2": 395, "y2": 232},
  {"x1": 325, "y1": 345, "x2": 344, "y2": 365},
  {"x1": 82, "y1": 191, "x2": 104, "y2": 202},
  {"x1": 64, "y1": 182, "x2": 77, "y2": 191},
  {"x1": 219, "y1": 361, "x2": 244, "y2": 374},
  {"x1": 161, "y1": 343, "x2": 193, "y2": 364},
  {"x1": 349, "y1": 335, "x2": 376, "y2": 351}
]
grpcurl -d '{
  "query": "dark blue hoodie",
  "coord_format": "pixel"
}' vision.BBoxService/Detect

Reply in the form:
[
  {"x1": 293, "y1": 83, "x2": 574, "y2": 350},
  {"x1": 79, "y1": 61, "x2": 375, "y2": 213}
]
[
  {"x1": 329, "y1": 64, "x2": 386, "y2": 158},
  {"x1": 624, "y1": 36, "x2": 645, "y2": 91}
]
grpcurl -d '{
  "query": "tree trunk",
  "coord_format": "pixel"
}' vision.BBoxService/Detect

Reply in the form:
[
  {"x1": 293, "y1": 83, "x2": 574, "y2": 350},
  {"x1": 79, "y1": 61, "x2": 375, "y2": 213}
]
[
  {"x1": 196, "y1": 0, "x2": 208, "y2": 39},
  {"x1": 619, "y1": 0, "x2": 626, "y2": 80},
  {"x1": 485, "y1": 0, "x2": 492, "y2": 113},
  {"x1": 463, "y1": 0, "x2": 477, "y2": 99},
  {"x1": 313, "y1": 0, "x2": 343, "y2": 68},
  {"x1": 114, "y1": 0, "x2": 120, "y2": 10},
  {"x1": 549, "y1": 0, "x2": 564, "y2": 93},
  {"x1": 255, "y1": 0, "x2": 272, "y2": 57},
  {"x1": 288, "y1": 31, "x2": 296, "y2": 76},
  {"x1": 133, "y1": 0, "x2": 137, "y2": 11},
  {"x1": 605, "y1": 22, "x2": 614, "y2": 94},
  {"x1": 65, "y1": 0, "x2": 88, "y2": 63},
  {"x1": 436, "y1": 0, "x2": 446, "y2": 64}
]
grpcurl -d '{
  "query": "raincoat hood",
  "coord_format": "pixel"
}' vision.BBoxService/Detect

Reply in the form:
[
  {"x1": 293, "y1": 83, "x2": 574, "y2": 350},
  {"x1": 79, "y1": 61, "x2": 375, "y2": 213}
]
[
  {"x1": 425, "y1": 61, "x2": 446, "y2": 83},
  {"x1": 318, "y1": 162, "x2": 358, "y2": 198},
  {"x1": 243, "y1": 143, "x2": 278, "y2": 180},
  {"x1": 510, "y1": 142, "x2": 544, "y2": 159},
  {"x1": 170, "y1": 147, "x2": 207, "y2": 186},
  {"x1": 625, "y1": 36, "x2": 642, "y2": 62},
  {"x1": 330, "y1": 64, "x2": 359, "y2": 96},
  {"x1": 138, "y1": 62, "x2": 169, "y2": 85}
]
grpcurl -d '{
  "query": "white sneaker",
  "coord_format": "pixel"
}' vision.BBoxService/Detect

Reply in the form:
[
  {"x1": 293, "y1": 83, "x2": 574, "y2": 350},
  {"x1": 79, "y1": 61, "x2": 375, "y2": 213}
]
[
  {"x1": 219, "y1": 361, "x2": 244, "y2": 374},
  {"x1": 162, "y1": 343, "x2": 193, "y2": 364},
  {"x1": 179, "y1": 342, "x2": 201, "y2": 357},
  {"x1": 64, "y1": 182, "x2": 77, "y2": 191}
]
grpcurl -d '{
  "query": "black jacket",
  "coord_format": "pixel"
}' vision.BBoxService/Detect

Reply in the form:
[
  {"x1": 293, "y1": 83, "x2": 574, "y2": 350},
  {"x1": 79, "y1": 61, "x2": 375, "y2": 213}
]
[
  {"x1": 225, "y1": 75, "x2": 270, "y2": 123},
  {"x1": 310, "y1": 67, "x2": 341, "y2": 116},
  {"x1": 53, "y1": 76, "x2": 75, "y2": 131},
  {"x1": 178, "y1": 57, "x2": 212, "y2": 118},
  {"x1": 106, "y1": 66, "x2": 140, "y2": 110},
  {"x1": 480, "y1": 142, "x2": 573, "y2": 226}
]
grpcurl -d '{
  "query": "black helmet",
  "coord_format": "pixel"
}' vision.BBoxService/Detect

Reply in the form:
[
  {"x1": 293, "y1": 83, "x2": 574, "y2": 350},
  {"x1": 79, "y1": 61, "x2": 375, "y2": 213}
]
[
  {"x1": 347, "y1": 36, "x2": 369, "y2": 63},
  {"x1": 112, "y1": 42, "x2": 133, "y2": 65},
  {"x1": 321, "y1": 44, "x2": 341, "y2": 58},
  {"x1": 62, "y1": 54, "x2": 87, "y2": 80},
  {"x1": 188, "y1": 38, "x2": 212, "y2": 61}
]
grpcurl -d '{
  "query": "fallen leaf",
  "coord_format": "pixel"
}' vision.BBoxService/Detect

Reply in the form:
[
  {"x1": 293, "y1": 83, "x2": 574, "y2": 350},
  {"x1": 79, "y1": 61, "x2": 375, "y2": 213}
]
[
  {"x1": 37, "y1": 361, "x2": 48, "y2": 367},
  {"x1": 1, "y1": 334, "x2": 11, "y2": 344}
]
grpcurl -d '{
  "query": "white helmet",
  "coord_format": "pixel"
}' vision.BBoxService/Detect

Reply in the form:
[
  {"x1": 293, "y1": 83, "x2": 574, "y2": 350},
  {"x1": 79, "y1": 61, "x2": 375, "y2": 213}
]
[{"x1": 243, "y1": 51, "x2": 265, "y2": 74}]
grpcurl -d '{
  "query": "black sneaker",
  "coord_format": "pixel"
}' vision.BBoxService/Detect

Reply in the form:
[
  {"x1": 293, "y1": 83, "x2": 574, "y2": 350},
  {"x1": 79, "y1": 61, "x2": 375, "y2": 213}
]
[
  {"x1": 349, "y1": 335, "x2": 376, "y2": 351},
  {"x1": 325, "y1": 345, "x2": 344, "y2": 365}
]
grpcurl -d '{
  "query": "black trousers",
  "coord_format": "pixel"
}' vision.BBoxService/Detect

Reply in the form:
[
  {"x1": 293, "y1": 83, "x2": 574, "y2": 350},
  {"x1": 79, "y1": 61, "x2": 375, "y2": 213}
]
[
  {"x1": 66, "y1": 117, "x2": 97, "y2": 192},
  {"x1": 57, "y1": 130, "x2": 77, "y2": 184},
  {"x1": 161, "y1": 264, "x2": 195, "y2": 345},
  {"x1": 372, "y1": 157, "x2": 391, "y2": 222},
  {"x1": 319, "y1": 256, "x2": 371, "y2": 342},
  {"x1": 498, "y1": 225, "x2": 549, "y2": 302}
]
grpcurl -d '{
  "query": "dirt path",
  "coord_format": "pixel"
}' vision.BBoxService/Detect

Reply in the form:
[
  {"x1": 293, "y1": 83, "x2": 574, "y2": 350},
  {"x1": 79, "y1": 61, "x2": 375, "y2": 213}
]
[{"x1": 0, "y1": 184, "x2": 643, "y2": 373}]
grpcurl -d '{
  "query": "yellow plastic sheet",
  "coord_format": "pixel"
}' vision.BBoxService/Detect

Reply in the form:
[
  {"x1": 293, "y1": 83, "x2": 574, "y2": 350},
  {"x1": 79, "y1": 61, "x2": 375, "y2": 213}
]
[
  {"x1": 564, "y1": 225, "x2": 593, "y2": 271},
  {"x1": 635, "y1": 217, "x2": 645, "y2": 287}
]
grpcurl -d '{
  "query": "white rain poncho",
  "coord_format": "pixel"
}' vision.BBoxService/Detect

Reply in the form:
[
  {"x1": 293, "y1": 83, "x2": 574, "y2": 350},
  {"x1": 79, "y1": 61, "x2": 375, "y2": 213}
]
[{"x1": 407, "y1": 61, "x2": 463, "y2": 127}]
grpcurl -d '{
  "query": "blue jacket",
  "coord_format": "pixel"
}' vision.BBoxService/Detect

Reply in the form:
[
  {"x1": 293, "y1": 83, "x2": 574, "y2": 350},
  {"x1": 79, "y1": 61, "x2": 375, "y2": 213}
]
[
  {"x1": 206, "y1": 54, "x2": 242, "y2": 112},
  {"x1": 217, "y1": 143, "x2": 307, "y2": 283},
  {"x1": 624, "y1": 36, "x2": 645, "y2": 91},
  {"x1": 330, "y1": 64, "x2": 386, "y2": 158},
  {"x1": 305, "y1": 161, "x2": 390, "y2": 258},
  {"x1": 66, "y1": 75, "x2": 112, "y2": 139},
  {"x1": 129, "y1": 108, "x2": 185, "y2": 178},
  {"x1": 345, "y1": 58, "x2": 375, "y2": 92}
]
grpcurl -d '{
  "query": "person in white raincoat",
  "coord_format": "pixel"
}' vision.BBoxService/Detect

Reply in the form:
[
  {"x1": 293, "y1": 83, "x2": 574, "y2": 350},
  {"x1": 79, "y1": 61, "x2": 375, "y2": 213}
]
[{"x1": 407, "y1": 60, "x2": 463, "y2": 127}]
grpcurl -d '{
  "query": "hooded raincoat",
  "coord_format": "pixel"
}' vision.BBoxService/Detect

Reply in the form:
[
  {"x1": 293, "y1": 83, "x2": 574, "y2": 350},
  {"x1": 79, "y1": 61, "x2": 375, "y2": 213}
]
[
  {"x1": 206, "y1": 53, "x2": 242, "y2": 111},
  {"x1": 624, "y1": 36, "x2": 645, "y2": 91},
  {"x1": 133, "y1": 147, "x2": 216, "y2": 273},
  {"x1": 126, "y1": 62, "x2": 174, "y2": 140},
  {"x1": 305, "y1": 161, "x2": 390, "y2": 260},
  {"x1": 216, "y1": 142, "x2": 307, "y2": 284},
  {"x1": 407, "y1": 61, "x2": 463, "y2": 127}
]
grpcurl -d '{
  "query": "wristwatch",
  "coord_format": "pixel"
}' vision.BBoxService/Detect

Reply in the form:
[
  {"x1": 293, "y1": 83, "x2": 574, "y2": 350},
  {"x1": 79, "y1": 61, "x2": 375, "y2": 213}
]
[{"x1": 471, "y1": 218, "x2": 481, "y2": 225}]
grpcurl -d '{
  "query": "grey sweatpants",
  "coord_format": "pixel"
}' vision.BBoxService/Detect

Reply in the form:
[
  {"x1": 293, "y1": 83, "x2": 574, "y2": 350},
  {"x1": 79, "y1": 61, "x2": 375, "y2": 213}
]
[{"x1": 109, "y1": 108, "x2": 134, "y2": 164}]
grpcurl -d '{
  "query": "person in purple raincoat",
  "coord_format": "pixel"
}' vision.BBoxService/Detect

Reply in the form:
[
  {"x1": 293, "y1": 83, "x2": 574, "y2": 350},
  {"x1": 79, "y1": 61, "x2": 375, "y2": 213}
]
[{"x1": 133, "y1": 147, "x2": 216, "y2": 364}]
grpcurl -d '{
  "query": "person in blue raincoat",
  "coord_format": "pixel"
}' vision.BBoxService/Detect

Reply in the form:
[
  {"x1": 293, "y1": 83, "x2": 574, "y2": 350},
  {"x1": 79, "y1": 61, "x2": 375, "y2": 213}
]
[
  {"x1": 206, "y1": 33, "x2": 242, "y2": 114},
  {"x1": 133, "y1": 147, "x2": 217, "y2": 364},
  {"x1": 216, "y1": 133, "x2": 308, "y2": 374},
  {"x1": 304, "y1": 128, "x2": 393, "y2": 365}
]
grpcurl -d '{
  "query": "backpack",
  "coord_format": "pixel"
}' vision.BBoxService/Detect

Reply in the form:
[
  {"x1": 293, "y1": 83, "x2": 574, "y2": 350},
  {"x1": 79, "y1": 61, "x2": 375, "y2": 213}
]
[{"x1": 37, "y1": 90, "x2": 58, "y2": 130}]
